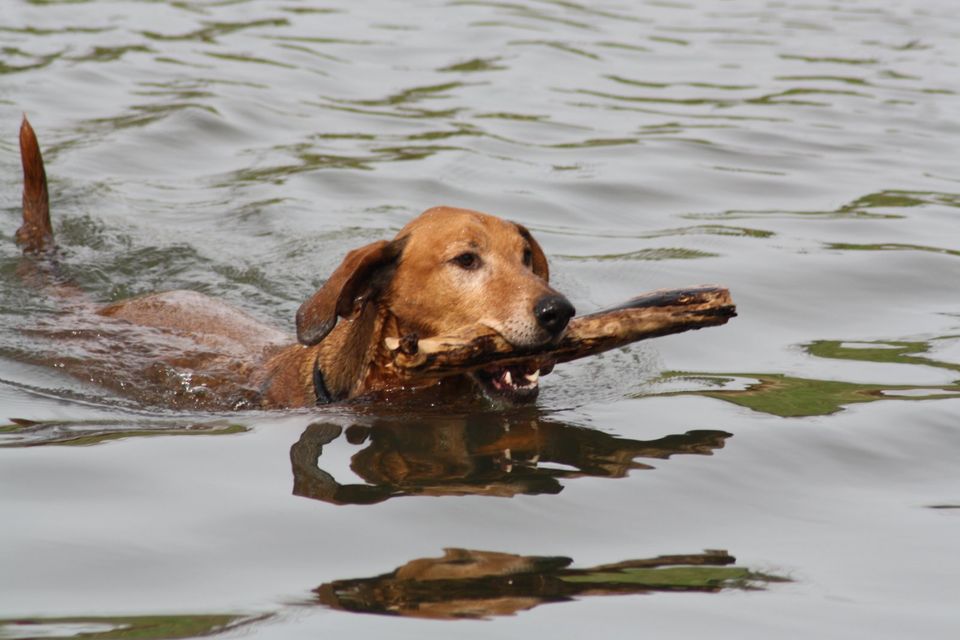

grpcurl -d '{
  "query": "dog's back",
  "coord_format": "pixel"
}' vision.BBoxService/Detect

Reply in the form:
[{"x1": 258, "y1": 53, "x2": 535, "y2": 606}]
[{"x1": 14, "y1": 118, "x2": 292, "y2": 410}]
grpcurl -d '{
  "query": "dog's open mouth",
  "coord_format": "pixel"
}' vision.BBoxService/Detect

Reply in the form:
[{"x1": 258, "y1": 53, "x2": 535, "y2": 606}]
[{"x1": 471, "y1": 362, "x2": 549, "y2": 402}]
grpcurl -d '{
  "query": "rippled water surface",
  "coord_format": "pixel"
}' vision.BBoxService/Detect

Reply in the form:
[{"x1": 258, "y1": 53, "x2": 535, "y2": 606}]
[{"x1": 1, "y1": 1, "x2": 959, "y2": 638}]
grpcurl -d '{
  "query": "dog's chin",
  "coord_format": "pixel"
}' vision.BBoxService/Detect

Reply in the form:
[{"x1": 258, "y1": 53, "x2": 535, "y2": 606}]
[{"x1": 470, "y1": 362, "x2": 544, "y2": 404}]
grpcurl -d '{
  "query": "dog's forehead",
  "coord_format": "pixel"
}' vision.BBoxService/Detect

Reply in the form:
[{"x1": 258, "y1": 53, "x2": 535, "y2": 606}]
[{"x1": 398, "y1": 207, "x2": 522, "y2": 251}]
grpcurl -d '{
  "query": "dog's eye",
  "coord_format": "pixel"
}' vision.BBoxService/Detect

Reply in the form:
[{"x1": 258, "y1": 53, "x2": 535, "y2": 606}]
[
  {"x1": 452, "y1": 252, "x2": 481, "y2": 270},
  {"x1": 522, "y1": 248, "x2": 533, "y2": 267}
]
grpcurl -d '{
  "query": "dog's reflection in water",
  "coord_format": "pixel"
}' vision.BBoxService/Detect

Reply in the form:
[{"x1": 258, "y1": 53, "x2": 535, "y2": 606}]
[
  {"x1": 289, "y1": 411, "x2": 731, "y2": 505},
  {"x1": 314, "y1": 548, "x2": 784, "y2": 620}
]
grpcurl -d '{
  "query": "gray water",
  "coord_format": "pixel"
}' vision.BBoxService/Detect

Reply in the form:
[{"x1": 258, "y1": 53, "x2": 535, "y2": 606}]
[{"x1": 1, "y1": 0, "x2": 958, "y2": 638}]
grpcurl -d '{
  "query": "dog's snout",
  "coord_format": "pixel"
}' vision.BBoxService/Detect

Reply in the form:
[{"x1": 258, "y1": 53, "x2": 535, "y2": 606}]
[{"x1": 534, "y1": 294, "x2": 575, "y2": 337}]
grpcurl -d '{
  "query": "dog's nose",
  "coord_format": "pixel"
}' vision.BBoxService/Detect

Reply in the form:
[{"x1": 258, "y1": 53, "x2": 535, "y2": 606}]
[{"x1": 534, "y1": 294, "x2": 576, "y2": 337}]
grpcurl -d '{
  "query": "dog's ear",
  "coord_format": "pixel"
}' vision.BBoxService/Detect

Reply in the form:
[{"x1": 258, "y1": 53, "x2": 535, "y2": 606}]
[
  {"x1": 296, "y1": 238, "x2": 405, "y2": 346},
  {"x1": 514, "y1": 223, "x2": 549, "y2": 281}
]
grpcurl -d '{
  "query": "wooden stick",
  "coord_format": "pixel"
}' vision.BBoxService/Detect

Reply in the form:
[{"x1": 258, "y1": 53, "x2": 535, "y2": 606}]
[{"x1": 386, "y1": 285, "x2": 736, "y2": 379}]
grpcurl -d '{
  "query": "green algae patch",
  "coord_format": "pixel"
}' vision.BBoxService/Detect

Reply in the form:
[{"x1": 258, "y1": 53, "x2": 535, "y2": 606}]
[
  {"x1": 559, "y1": 247, "x2": 719, "y2": 261},
  {"x1": 659, "y1": 372, "x2": 960, "y2": 418},
  {"x1": 825, "y1": 242, "x2": 960, "y2": 258},
  {"x1": 0, "y1": 614, "x2": 264, "y2": 640},
  {"x1": 655, "y1": 335, "x2": 960, "y2": 418},
  {"x1": 807, "y1": 339, "x2": 960, "y2": 372},
  {"x1": 0, "y1": 418, "x2": 247, "y2": 448}
]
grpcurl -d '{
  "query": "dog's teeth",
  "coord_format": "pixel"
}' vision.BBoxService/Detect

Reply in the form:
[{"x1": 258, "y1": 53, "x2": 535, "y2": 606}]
[
  {"x1": 503, "y1": 370, "x2": 513, "y2": 386},
  {"x1": 525, "y1": 370, "x2": 540, "y2": 384}
]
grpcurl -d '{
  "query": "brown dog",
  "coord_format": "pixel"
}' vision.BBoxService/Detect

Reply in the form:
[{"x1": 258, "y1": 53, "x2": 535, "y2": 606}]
[{"x1": 15, "y1": 118, "x2": 574, "y2": 409}]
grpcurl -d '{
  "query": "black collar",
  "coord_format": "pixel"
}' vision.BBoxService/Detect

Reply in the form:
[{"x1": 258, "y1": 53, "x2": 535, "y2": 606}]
[{"x1": 313, "y1": 357, "x2": 333, "y2": 405}]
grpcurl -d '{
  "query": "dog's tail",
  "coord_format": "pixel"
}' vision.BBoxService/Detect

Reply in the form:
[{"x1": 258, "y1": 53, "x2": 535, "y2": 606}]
[
  {"x1": 16, "y1": 116, "x2": 54, "y2": 255},
  {"x1": 13, "y1": 117, "x2": 88, "y2": 303}
]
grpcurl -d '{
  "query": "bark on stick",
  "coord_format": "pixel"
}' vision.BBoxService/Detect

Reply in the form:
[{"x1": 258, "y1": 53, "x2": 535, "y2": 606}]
[{"x1": 385, "y1": 285, "x2": 736, "y2": 379}]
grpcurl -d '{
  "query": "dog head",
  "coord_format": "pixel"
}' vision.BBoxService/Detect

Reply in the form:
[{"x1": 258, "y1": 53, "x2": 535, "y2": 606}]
[{"x1": 296, "y1": 206, "x2": 575, "y2": 402}]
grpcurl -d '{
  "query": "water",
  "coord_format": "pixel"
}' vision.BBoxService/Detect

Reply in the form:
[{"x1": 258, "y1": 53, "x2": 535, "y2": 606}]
[{"x1": 1, "y1": 0, "x2": 958, "y2": 637}]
